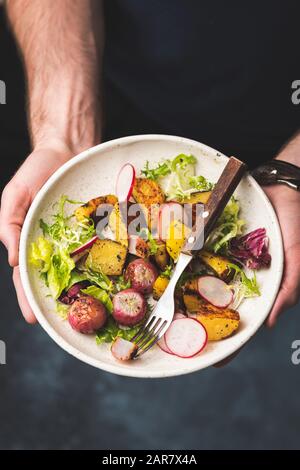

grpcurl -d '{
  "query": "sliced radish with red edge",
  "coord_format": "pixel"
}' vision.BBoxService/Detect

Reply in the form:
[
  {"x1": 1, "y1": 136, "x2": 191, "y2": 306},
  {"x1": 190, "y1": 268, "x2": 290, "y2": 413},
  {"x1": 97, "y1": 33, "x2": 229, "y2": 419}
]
[
  {"x1": 173, "y1": 312, "x2": 186, "y2": 320},
  {"x1": 116, "y1": 163, "x2": 136, "y2": 202},
  {"x1": 197, "y1": 275, "x2": 233, "y2": 308},
  {"x1": 157, "y1": 335, "x2": 174, "y2": 355},
  {"x1": 165, "y1": 318, "x2": 207, "y2": 358}
]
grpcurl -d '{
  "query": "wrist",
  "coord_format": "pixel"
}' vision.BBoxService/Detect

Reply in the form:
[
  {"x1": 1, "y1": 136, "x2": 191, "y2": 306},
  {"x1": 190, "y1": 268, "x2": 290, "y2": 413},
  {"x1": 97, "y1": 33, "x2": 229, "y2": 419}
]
[
  {"x1": 275, "y1": 133, "x2": 300, "y2": 167},
  {"x1": 29, "y1": 74, "x2": 101, "y2": 155},
  {"x1": 263, "y1": 182, "x2": 300, "y2": 203}
]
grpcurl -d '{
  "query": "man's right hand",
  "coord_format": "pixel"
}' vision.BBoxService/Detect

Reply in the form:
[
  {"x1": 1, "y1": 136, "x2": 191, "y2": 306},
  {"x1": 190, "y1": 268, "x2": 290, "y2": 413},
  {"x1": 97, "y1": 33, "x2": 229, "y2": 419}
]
[{"x1": 0, "y1": 140, "x2": 73, "y2": 323}]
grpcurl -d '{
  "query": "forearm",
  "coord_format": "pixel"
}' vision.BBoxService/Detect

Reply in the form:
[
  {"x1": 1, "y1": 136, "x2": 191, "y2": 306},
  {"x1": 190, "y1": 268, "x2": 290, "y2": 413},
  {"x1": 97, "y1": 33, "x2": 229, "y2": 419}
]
[{"x1": 6, "y1": 0, "x2": 103, "y2": 153}]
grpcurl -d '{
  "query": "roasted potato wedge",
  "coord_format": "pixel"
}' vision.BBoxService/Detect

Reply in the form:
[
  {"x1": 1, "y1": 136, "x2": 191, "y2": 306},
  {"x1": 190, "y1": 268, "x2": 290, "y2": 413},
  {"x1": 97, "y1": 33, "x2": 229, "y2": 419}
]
[
  {"x1": 183, "y1": 277, "x2": 199, "y2": 293},
  {"x1": 132, "y1": 178, "x2": 165, "y2": 208},
  {"x1": 153, "y1": 275, "x2": 170, "y2": 300},
  {"x1": 154, "y1": 242, "x2": 170, "y2": 270},
  {"x1": 182, "y1": 191, "x2": 211, "y2": 204},
  {"x1": 109, "y1": 203, "x2": 128, "y2": 247},
  {"x1": 75, "y1": 194, "x2": 117, "y2": 222},
  {"x1": 132, "y1": 178, "x2": 165, "y2": 231},
  {"x1": 86, "y1": 239, "x2": 127, "y2": 276},
  {"x1": 196, "y1": 304, "x2": 240, "y2": 340},
  {"x1": 166, "y1": 220, "x2": 190, "y2": 261},
  {"x1": 198, "y1": 250, "x2": 233, "y2": 281},
  {"x1": 183, "y1": 293, "x2": 207, "y2": 313}
]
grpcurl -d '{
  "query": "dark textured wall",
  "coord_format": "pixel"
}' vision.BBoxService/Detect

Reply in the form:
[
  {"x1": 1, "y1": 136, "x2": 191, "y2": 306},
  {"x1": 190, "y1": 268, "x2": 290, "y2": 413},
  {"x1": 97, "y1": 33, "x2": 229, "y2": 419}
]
[{"x1": 1, "y1": 7, "x2": 300, "y2": 450}]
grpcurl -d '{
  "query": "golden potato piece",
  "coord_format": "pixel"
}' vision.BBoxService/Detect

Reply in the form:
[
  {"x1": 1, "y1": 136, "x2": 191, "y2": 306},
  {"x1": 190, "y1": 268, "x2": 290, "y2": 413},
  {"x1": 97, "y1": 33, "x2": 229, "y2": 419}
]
[
  {"x1": 153, "y1": 275, "x2": 170, "y2": 300},
  {"x1": 183, "y1": 277, "x2": 199, "y2": 293},
  {"x1": 166, "y1": 220, "x2": 190, "y2": 261},
  {"x1": 182, "y1": 191, "x2": 211, "y2": 204},
  {"x1": 197, "y1": 305, "x2": 240, "y2": 341},
  {"x1": 132, "y1": 178, "x2": 165, "y2": 208},
  {"x1": 86, "y1": 239, "x2": 127, "y2": 276},
  {"x1": 183, "y1": 293, "x2": 207, "y2": 313},
  {"x1": 75, "y1": 194, "x2": 117, "y2": 222},
  {"x1": 109, "y1": 203, "x2": 128, "y2": 247},
  {"x1": 198, "y1": 250, "x2": 233, "y2": 281},
  {"x1": 154, "y1": 242, "x2": 169, "y2": 270}
]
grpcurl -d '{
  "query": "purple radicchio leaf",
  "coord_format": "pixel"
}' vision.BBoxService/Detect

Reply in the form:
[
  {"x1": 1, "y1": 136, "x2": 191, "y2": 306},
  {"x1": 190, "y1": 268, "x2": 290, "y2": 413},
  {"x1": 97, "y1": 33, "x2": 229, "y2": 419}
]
[{"x1": 229, "y1": 228, "x2": 271, "y2": 269}]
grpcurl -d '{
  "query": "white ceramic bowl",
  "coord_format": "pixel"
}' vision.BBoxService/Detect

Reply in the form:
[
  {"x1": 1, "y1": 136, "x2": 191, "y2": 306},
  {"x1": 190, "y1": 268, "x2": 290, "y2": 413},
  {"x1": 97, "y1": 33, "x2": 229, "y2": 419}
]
[{"x1": 19, "y1": 135, "x2": 283, "y2": 378}]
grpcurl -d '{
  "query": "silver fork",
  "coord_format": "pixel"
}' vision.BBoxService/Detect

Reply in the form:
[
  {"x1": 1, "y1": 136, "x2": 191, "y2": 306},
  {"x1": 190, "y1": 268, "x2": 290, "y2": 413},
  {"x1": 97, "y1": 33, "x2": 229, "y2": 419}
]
[
  {"x1": 131, "y1": 252, "x2": 192, "y2": 356},
  {"x1": 131, "y1": 156, "x2": 246, "y2": 357}
]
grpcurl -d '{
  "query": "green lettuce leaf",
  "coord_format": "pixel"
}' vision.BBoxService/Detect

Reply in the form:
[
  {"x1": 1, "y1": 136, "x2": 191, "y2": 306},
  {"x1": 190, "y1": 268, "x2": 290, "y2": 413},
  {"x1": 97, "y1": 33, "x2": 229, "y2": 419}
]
[
  {"x1": 40, "y1": 195, "x2": 96, "y2": 252},
  {"x1": 141, "y1": 154, "x2": 209, "y2": 201},
  {"x1": 81, "y1": 285, "x2": 113, "y2": 313},
  {"x1": 206, "y1": 197, "x2": 245, "y2": 253},
  {"x1": 228, "y1": 262, "x2": 261, "y2": 308},
  {"x1": 78, "y1": 267, "x2": 113, "y2": 292},
  {"x1": 56, "y1": 302, "x2": 69, "y2": 320},
  {"x1": 66, "y1": 270, "x2": 88, "y2": 290},
  {"x1": 188, "y1": 175, "x2": 213, "y2": 192},
  {"x1": 96, "y1": 316, "x2": 141, "y2": 345},
  {"x1": 47, "y1": 248, "x2": 75, "y2": 299},
  {"x1": 114, "y1": 275, "x2": 131, "y2": 293},
  {"x1": 29, "y1": 237, "x2": 53, "y2": 272}
]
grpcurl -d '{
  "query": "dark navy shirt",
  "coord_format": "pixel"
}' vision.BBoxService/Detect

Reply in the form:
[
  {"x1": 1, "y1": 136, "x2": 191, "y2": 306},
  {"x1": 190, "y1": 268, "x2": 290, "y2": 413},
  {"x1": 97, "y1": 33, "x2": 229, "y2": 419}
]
[{"x1": 103, "y1": 0, "x2": 300, "y2": 167}]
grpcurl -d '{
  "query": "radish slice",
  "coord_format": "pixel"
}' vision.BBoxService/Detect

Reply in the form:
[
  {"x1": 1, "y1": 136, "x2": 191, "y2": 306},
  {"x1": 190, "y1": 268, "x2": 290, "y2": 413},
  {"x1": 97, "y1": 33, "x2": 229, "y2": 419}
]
[
  {"x1": 70, "y1": 235, "x2": 98, "y2": 257},
  {"x1": 116, "y1": 163, "x2": 136, "y2": 202},
  {"x1": 111, "y1": 337, "x2": 138, "y2": 361},
  {"x1": 158, "y1": 202, "x2": 184, "y2": 240},
  {"x1": 157, "y1": 335, "x2": 174, "y2": 355},
  {"x1": 173, "y1": 312, "x2": 186, "y2": 320},
  {"x1": 165, "y1": 318, "x2": 207, "y2": 358},
  {"x1": 197, "y1": 275, "x2": 233, "y2": 308}
]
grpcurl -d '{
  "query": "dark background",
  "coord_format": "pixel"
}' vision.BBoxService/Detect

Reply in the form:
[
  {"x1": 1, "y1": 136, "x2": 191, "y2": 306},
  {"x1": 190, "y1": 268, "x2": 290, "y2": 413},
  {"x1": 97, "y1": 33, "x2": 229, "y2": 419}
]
[{"x1": 1, "y1": 7, "x2": 300, "y2": 450}]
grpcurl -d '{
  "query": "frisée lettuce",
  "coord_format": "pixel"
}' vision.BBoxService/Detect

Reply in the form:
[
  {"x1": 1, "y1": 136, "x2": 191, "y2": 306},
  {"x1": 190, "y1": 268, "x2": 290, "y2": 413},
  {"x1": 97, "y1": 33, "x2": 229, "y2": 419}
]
[{"x1": 142, "y1": 154, "x2": 212, "y2": 201}]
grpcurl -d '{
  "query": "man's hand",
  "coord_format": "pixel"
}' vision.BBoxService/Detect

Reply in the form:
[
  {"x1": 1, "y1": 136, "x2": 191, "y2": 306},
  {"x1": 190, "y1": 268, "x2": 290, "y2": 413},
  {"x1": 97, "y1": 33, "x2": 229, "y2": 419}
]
[
  {"x1": 215, "y1": 155, "x2": 300, "y2": 366},
  {"x1": 0, "y1": 141, "x2": 73, "y2": 323},
  {"x1": 263, "y1": 184, "x2": 300, "y2": 326}
]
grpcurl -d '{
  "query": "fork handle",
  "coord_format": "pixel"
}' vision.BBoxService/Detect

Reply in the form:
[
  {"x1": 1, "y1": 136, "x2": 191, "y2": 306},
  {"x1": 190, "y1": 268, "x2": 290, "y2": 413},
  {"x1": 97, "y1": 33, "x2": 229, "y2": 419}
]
[{"x1": 182, "y1": 157, "x2": 247, "y2": 256}]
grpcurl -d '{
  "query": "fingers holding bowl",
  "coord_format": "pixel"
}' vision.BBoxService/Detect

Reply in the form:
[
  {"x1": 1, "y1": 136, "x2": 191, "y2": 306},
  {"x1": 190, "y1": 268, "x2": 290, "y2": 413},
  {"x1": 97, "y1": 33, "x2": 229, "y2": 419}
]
[{"x1": 13, "y1": 266, "x2": 37, "y2": 324}]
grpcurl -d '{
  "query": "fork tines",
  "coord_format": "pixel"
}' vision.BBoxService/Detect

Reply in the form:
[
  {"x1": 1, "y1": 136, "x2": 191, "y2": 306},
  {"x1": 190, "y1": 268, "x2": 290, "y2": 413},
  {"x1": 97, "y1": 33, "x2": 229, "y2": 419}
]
[{"x1": 131, "y1": 316, "x2": 168, "y2": 357}]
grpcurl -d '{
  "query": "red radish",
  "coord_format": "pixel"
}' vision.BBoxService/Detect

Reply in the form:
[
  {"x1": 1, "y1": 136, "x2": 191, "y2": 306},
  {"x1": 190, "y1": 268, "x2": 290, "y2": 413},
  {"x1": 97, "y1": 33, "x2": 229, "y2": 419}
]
[
  {"x1": 112, "y1": 288, "x2": 146, "y2": 326},
  {"x1": 165, "y1": 318, "x2": 207, "y2": 358},
  {"x1": 128, "y1": 235, "x2": 150, "y2": 258},
  {"x1": 68, "y1": 295, "x2": 107, "y2": 334},
  {"x1": 125, "y1": 259, "x2": 158, "y2": 294},
  {"x1": 70, "y1": 235, "x2": 98, "y2": 257},
  {"x1": 197, "y1": 275, "x2": 233, "y2": 308},
  {"x1": 157, "y1": 335, "x2": 173, "y2": 355},
  {"x1": 111, "y1": 337, "x2": 138, "y2": 361},
  {"x1": 116, "y1": 163, "x2": 136, "y2": 202},
  {"x1": 158, "y1": 202, "x2": 184, "y2": 240}
]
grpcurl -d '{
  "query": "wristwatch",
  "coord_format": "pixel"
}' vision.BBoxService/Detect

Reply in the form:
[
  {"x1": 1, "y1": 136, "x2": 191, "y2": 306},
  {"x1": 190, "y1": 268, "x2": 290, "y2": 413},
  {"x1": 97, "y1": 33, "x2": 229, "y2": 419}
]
[{"x1": 251, "y1": 159, "x2": 300, "y2": 190}]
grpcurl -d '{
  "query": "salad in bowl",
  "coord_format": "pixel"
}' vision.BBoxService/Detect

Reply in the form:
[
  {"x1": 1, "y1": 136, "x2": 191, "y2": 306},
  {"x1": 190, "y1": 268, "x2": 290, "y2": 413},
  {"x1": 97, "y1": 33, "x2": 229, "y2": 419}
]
[{"x1": 29, "y1": 153, "x2": 271, "y2": 362}]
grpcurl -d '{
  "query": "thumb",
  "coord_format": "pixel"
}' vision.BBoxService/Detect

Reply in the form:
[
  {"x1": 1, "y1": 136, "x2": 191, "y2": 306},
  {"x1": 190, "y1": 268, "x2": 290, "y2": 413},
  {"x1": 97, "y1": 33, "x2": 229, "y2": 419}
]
[
  {"x1": 0, "y1": 181, "x2": 31, "y2": 267},
  {"x1": 0, "y1": 223, "x2": 21, "y2": 267}
]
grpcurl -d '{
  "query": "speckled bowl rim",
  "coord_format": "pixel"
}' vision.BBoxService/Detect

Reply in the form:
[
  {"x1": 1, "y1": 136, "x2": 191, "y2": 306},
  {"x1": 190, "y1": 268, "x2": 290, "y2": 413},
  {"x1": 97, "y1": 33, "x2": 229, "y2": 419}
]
[{"x1": 19, "y1": 134, "x2": 283, "y2": 378}]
